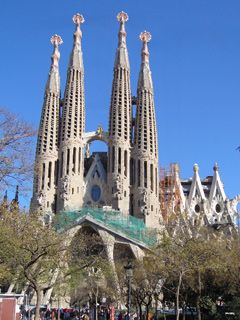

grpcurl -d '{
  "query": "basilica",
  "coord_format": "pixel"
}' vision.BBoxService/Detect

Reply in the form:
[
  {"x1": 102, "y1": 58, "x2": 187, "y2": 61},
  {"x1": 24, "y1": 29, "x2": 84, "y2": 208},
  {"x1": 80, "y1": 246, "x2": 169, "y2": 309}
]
[{"x1": 30, "y1": 11, "x2": 238, "y2": 236}]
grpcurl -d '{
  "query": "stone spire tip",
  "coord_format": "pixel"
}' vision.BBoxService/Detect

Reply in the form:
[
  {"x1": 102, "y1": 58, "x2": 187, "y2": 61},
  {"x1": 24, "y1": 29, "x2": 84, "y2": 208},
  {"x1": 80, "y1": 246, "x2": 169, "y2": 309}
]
[
  {"x1": 115, "y1": 11, "x2": 129, "y2": 59},
  {"x1": 213, "y1": 163, "x2": 219, "y2": 171},
  {"x1": 73, "y1": 13, "x2": 85, "y2": 25},
  {"x1": 50, "y1": 35, "x2": 62, "y2": 69},
  {"x1": 117, "y1": 11, "x2": 128, "y2": 23},
  {"x1": 50, "y1": 34, "x2": 63, "y2": 46},
  {"x1": 139, "y1": 31, "x2": 152, "y2": 43},
  {"x1": 193, "y1": 163, "x2": 199, "y2": 172}
]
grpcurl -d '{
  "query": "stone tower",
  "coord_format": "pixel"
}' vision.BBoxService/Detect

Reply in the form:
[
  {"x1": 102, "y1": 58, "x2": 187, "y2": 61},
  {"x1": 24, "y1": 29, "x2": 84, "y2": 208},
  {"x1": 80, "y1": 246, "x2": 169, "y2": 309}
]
[
  {"x1": 57, "y1": 14, "x2": 85, "y2": 211},
  {"x1": 30, "y1": 35, "x2": 62, "y2": 214},
  {"x1": 132, "y1": 32, "x2": 160, "y2": 227},
  {"x1": 108, "y1": 12, "x2": 132, "y2": 214}
]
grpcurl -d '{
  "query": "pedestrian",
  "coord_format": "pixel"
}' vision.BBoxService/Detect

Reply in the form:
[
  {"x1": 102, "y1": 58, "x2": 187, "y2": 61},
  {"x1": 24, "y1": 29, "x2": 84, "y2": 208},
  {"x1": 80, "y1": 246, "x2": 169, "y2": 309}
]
[
  {"x1": 117, "y1": 312, "x2": 123, "y2": 320},
  {"x1": 20, "y1": 306, "x2": 27, "y2": 320},
  {"x1": 45, "y1": 308, "x2": 51, "y2": 320},
  {"x1": 64, "y1": 310, "x2": 71, "y2": 319}
]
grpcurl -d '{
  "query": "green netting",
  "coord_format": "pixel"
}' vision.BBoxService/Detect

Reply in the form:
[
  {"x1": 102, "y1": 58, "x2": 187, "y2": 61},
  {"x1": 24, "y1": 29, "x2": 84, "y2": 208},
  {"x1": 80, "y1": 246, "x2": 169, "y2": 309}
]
[{"x1": 54, "y1": 207, "x2": 157, "y2": 246}]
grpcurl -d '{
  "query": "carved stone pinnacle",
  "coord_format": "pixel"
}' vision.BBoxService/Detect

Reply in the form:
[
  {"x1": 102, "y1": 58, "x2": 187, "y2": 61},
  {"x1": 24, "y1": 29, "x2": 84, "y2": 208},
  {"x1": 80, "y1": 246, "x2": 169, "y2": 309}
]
[
  {"x1": 117, "y1": 11, "x2": 128, "y2": 23},
  {"x1": 193, "y1": 163, "x2": 199, "y2": 172},
  {"x1": 50, "y1": 34, "x2": 63, "y2": 46},
  {"x1": 73, "y1": 13, "x2": 85, "y2": 25},
  {"x1": 139, "y1": 31, "x2": 152, "y2": 43}
]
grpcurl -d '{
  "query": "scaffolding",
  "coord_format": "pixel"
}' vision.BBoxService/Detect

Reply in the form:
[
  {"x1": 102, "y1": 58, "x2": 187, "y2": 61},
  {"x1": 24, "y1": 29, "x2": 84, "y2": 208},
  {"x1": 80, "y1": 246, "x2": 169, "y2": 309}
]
[
  {"x1": 159, "y1": 163, "x2": 182, "y2": 220},
  {"x1": 54, "y1": 207, "x2": 157, "y2": 247}
]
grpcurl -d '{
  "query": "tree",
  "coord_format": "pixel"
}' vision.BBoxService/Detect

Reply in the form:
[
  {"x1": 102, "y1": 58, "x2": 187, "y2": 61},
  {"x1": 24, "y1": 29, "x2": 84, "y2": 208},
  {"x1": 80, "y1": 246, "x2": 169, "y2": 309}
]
[
  {"x1": 131, "y1": 260, "x2": 162, "y2": 320},
  {"x1": 60, "y1": 229, "x2": 116, "y2": 317},
  {"x1": 153, "y1": 223, "x2": 229, "y2": 320},
  {"x1": 115, "y1": 258, "x2": 162, "y2": 320},
  {"x1": 0, "y1": 207, "x2": 20, "y2": 285},
  {"x1": 0, "y1": 107, "x2": 35, "y2": 190},
  {"x1": 0, "y1": 209, "x2": 65, "y2": 320}
]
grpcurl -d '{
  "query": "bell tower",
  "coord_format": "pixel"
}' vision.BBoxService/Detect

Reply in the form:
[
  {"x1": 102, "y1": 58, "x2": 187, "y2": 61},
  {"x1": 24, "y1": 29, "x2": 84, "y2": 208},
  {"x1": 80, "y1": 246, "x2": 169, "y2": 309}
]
[
  {"x1": 57, "y1": 14, "x2": 86, "y2": 211},
  {"x1": 132, "y1": 32, "x2": 160, "y2": 227},
  {"x1": 30, "y1": 35, "x2": 62, "y2": 214},
  {"x1": 108, "y1": 12, "x2": 132, "y2": 215}
]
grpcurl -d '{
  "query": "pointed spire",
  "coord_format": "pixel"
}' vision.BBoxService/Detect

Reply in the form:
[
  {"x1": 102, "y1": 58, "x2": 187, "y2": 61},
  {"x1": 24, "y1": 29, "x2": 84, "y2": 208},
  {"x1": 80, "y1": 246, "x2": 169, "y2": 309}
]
[
  {"x1": 46, "y1": 34, "x2": 62, "y2": 94},
  {"x1": 138, "y1": 31, "x2": 153, "y2": 90},
  {"x1": 209, "y1": 163, "x2": 226, "y2": 202},
  {"x1": 14, "y1": 185, "x2": 19, "y2": 203},
  {"x1": 3, "y1": 190, "x2": 7, "y2": 203},
  {"x1": 50, "y1": 35, "x2": 62, "y2": 68},
  {"x1": 70, "y1": 13, "x2": 85, "y2": 69},
  {"x1": 117, "y1": 11, "x2": 128, "y2": 48},
  {"x1": 114, "y1": 11, "x2": 129, "y2": 68},
  {"x1": 188, "y1": 163, "x2": 206, "y2": 202}
]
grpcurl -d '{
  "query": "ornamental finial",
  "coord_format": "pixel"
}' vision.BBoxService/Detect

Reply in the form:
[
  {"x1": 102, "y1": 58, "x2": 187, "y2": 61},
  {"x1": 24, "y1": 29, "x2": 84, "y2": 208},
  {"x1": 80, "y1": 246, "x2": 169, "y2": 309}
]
[
  {"x1": 73, "y1": 13, "x2": 85, "y2": 26},
  {"x1": 140, "y1": 31, "x2": 152, "y2": 43},
  {"x1": 117, "y1": 11, "x2": 128, "y2": 23},
  {"x1": 213, "y1": 163, "x2": 219, "y2": 171},
  {"x1": 50, "y1": 34, "x2": 63, "y2": 47},
  {"x1": 193, "y1": 163, "x2": 199, "y2": 172},
  {"x1": 50, "y1": 35, "x2": 62, "y2": 68}
]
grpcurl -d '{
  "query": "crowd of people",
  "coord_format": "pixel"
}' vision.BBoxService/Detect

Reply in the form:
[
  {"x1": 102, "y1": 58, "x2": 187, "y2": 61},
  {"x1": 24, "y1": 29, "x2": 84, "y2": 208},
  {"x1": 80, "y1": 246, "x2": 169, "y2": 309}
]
[
  {"x1": 20, "y1": 306, "x2": 114, "y2": 320},
  {"x1": 20, "y1": 307, "x2": 89, "y2": 320}
]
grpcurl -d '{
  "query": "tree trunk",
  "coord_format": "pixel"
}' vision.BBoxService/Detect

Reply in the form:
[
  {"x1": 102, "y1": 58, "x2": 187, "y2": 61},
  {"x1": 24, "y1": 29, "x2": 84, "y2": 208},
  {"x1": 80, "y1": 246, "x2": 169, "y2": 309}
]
[
  {"x1": 154, "y1": 296, "x2": 158, "y2": 320},
  {"x1": 57, "y1": 297, "x2": 60, "y2": 320},
  {"x1": 182, "y1": 301, "x2": 186, "y2": 320},
  {"x1": 196, "y1": 270, "x2": 202, "y2": 320},
  {"x1": 95, "y1": 285, "x2": 99, "y2": 320},
  {"x1": 35, "y1": 288, "x2": 42, "y2": 320},
  {"x1": 176, "y1": 271, "x2": 183, "y2": 320},
  {"x1": 139, "y1": 303, "x2": 142, "y2": 320},
  {"x1": 146, "y1": 304, "x2": 149, "y2": 320}
]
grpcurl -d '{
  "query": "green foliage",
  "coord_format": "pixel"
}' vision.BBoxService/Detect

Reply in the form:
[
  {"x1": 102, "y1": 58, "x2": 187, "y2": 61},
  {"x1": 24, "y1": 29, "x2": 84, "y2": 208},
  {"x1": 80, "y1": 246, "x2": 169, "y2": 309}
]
[{"x1": 0, "y1": 207, "x2": 65, "y2": 319}]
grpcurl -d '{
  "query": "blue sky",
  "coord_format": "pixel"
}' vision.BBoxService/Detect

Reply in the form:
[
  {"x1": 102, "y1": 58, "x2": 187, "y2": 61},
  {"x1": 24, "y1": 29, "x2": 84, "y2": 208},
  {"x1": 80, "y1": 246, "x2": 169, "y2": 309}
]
[{"x1": 1, "y1": 0, "x2": 240, "y2": 204}]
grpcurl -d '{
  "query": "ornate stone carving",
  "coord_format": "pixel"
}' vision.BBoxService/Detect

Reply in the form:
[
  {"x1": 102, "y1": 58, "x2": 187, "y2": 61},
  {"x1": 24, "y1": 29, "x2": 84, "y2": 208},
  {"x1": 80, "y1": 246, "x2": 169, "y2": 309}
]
[
  {"x1": 60, "y1": 176, "x2": 71, "y2": 201},
  {"x1": 50, "y1": 34, "x2": 63, "y2": 46},
  {"x1": 96, "y1": 125, "x2": 103, "y2": 136},
  {"x1": 117, "y1": 11, "x2": 128, "y2": 23},
  {"x1": 72, "y1": 13, "x2": 85, "y2": 25},
  {"x1": 37, "y1": 191, "x2": 46, "y2": 207},
  {"x1": 139, "y1": 31, "x2": 151, "y2": 43},
  {"x1": 140, "y1": 189, "x2": 148, "y2": 215},
  {"x1": 112, "y1": 174, "x2": 123, "y2": 200},
  {"x1": 85, "y1": 143, "x2": 90, "y2": 158}
]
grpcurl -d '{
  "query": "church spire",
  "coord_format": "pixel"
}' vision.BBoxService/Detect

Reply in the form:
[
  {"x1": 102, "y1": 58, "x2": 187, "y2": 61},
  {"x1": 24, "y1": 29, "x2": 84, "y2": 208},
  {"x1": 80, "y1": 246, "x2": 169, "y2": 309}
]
[
  {"x1": 114, "y1": 11, "x2": 129, "y2": 68},
  {"x1": 108, "y1": 12, "x2": 132, "y2": 215},
  {"x1": 57, "y1": 14, "x2": 86, "y2": 212},
  {"x1": 132, "y1": 31, "x2": 160, "y2": 227},
  {"x1": 138, "y1": 31, "x2": 153, "y2": 90},
  {"x1": 46, "y1": 35, "x2": 62, "y2": 94},
  {"x1": 14, "y1": 185, "x2": 19, "y2": 203},
  {"x1": 69, "y1": 13, "x2": 84, "y2": 69},
  {"x1": 30, "y1": 35, "x2": 62, "y2": 215}
]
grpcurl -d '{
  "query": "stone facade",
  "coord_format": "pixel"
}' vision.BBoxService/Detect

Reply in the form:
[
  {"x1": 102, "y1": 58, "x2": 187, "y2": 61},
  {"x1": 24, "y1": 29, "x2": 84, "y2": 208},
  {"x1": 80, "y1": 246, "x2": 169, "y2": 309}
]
[
  {"x1": 30, "y1": 12, "x2": 161, "y2": 228},
  {"x1": 30, "y1": 12, "x2": 239, "y2": 230}
]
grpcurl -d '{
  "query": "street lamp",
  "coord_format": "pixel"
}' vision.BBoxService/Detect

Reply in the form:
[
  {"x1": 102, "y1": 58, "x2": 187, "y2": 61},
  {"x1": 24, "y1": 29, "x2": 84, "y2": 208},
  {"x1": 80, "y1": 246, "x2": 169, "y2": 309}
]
[{"x1": 124, "y1": 261, "x2": 133, "y2": 316}]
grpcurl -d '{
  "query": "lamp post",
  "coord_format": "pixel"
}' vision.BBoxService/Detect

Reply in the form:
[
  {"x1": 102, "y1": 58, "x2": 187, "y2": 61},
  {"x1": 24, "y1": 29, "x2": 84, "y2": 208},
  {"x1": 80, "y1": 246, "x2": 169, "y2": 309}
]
[{"x1": 124, "y1": 261, "x2": 133, "y2": 316}]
